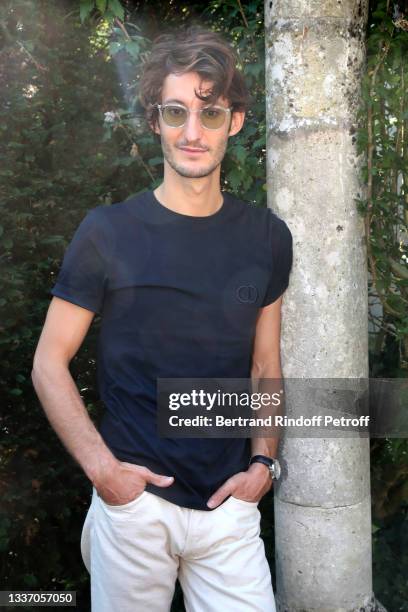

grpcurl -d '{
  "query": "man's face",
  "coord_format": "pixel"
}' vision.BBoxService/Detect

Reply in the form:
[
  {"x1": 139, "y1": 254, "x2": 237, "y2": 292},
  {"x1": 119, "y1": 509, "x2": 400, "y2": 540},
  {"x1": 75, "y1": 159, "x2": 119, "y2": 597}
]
[{"x1": 151, "y1": 72, "x2": 245, "y2": 179}]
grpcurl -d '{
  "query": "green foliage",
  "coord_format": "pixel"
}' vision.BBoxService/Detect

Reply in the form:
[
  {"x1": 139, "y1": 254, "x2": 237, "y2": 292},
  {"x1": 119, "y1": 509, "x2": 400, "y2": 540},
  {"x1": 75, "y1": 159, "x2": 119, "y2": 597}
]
[
  {"x1": 356, "y1": 0, "x2": 408, "y2": 370},
  {"x1": 80, "y1": 0, "x2": 124, "y2": 23},
  {"x1": 357, "y1": 5, "x2": 408, "y2": 609},
  {"x1": 372, "y1": 506, "x2": 408, "y2": 611}
]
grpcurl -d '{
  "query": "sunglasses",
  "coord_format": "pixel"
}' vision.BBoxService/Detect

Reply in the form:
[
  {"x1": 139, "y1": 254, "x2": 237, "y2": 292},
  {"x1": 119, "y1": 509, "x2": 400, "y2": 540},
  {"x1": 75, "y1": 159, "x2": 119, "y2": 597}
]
[{"x1": 154, "y1": 103, "x2": 232, "y2": 130}]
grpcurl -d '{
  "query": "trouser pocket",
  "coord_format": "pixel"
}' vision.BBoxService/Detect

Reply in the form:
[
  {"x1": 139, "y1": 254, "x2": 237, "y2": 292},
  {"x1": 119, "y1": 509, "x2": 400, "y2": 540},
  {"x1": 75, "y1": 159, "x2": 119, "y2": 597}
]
[{"x1": 80, "y1": 493, "x2": 95, "y2": 573}]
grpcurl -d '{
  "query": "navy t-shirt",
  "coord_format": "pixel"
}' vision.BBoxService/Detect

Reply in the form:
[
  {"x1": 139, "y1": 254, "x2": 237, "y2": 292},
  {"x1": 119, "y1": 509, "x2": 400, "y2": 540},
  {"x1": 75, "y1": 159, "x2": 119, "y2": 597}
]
[{"x1": 51, "y1": 189, "x2": 293, "y2": 510}]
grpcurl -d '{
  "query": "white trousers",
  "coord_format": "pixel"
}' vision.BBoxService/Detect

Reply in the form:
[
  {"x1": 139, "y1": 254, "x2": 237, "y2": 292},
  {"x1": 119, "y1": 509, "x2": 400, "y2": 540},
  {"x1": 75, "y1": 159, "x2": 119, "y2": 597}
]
[{"x1": 81, "y1": 487, "x2": 276, "y2": 612}]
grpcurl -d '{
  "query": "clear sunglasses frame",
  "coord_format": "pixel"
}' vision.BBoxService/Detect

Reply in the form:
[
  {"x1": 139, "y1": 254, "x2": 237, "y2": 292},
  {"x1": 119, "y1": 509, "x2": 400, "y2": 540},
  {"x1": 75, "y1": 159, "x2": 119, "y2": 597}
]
[{"x1": 153, "y1": 103, "x2": 233, "y2": 130}]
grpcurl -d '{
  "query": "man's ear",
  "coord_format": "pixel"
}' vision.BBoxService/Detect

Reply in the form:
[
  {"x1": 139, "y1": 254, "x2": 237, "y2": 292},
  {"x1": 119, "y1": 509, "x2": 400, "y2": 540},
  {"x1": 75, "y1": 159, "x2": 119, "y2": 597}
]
[
  {"x1": 228, "y1": 111, "x2": 245, "y2": 137},
  {"x1": 149, "y1": 119, "x2": 160, "y2": 136}
]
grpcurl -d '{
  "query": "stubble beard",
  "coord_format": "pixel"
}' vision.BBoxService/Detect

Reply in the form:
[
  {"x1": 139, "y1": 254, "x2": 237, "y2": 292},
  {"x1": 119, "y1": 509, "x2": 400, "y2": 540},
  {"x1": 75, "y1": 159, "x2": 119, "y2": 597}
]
[{"x1": 160, "y1": 136, "x2": 228, "y2": 179}]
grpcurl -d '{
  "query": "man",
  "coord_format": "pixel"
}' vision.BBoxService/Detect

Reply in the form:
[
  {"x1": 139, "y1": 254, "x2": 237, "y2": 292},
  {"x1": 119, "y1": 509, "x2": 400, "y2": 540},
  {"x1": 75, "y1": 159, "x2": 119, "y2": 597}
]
[{"x1": 32, "y1": 25, "x2": 293, "y2": 612}]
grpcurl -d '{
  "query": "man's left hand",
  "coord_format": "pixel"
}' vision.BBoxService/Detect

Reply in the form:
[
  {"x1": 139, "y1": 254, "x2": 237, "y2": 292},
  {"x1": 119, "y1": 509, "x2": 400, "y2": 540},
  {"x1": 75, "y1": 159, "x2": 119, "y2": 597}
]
[{"x1": 207, "y1": 462, "x2": 272, "y2": 509}]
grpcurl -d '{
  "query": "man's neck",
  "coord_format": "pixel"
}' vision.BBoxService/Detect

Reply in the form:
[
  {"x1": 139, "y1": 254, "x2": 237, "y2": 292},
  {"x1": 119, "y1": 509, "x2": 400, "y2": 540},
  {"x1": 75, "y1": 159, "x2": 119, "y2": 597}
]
[{"x1": 153, "y1": 174, "x2": 223, "y2": 217}]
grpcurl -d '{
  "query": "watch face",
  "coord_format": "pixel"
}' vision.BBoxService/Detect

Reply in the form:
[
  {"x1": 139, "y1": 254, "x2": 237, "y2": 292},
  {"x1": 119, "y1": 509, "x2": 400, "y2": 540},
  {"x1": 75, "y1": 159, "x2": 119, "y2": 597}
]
[{"x1": 272, "y1": 460, "x2": 281, "y2": 480}]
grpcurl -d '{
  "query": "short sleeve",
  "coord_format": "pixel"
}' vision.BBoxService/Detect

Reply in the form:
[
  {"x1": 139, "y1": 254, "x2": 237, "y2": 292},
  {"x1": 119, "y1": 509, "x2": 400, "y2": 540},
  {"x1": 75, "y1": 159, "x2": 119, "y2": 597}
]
[
  {"x1": 50, "y1": 209, "x2": 109, "y2": 314},
  {"x1": 261, "y1": 212, "x2": 293, "y2": 307}
]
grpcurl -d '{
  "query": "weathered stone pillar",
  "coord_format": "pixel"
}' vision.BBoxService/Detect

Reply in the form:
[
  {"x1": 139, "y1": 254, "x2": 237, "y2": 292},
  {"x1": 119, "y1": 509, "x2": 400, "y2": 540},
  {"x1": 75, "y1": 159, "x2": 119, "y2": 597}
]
[{"x1": 264, "y1": 1, "x2": 384, "y2": 610}]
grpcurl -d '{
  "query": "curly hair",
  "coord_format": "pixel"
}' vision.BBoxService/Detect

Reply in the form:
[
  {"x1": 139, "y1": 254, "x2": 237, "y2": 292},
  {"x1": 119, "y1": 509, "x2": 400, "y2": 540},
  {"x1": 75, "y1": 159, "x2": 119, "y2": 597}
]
[{"x1": 138, "y1": 25, "x2": 251, "y2": 131}]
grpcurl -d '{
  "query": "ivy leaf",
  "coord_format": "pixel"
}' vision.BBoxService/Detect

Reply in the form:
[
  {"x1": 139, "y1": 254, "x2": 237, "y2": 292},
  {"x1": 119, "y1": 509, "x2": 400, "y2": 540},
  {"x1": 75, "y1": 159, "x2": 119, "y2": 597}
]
[
  {"x1": 79, "y1": 0, "x2": 94, "y2": 23},
  {"x1": 23, "y1": 574, "x2": 38, "y2": 587},
  {"x1": 125, "y1": 41, "x2": 140, "y2": 58},
  {"x1": 109, "y1": 42, "x2": 122, "y2": 55},
  {"x1": 226, "y1": 168, "x2": 243, "y2": 191},
  {"x1": 10, "y1": 389, "x2": 23, "y2": 397},
  {"x1": 96, "y1": 0, "x2": 107, "y2": 14},
  {"x1": 233, "y1": 145, "x2": 247, "y2": 165},
  {"x1": 108, "y1": 0, "x2": 125, "y2": 21}
]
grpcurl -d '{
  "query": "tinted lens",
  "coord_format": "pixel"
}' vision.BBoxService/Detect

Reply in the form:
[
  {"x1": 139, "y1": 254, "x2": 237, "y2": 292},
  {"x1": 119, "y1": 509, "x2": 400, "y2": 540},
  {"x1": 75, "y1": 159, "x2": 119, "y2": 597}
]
[
  {"x1": 162, "y1": 105, "x2": 187, "y2": 127},
  {"x1": 201, "y1": 107, "x2": 226, "y2": 129}
]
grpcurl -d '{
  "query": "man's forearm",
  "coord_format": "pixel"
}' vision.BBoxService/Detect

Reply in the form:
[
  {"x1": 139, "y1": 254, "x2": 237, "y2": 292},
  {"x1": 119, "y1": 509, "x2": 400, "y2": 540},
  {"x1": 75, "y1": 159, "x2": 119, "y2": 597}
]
[
  {"x1": 31, "y1": 362, "x2": 117, "y2": 486},
  {"x1": 250, "y1": 436, "x2": 279, "y2": 459},
  {"x1": 250, "y1": 364, "x2": 283, "y2": 459}
]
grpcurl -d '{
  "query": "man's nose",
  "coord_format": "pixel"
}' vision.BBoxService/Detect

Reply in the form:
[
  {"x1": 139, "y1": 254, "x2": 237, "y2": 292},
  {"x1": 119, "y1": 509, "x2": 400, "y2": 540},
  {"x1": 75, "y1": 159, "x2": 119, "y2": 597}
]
[{"x1": 183, "y1": 109, "x2": 204, "y2": 141}]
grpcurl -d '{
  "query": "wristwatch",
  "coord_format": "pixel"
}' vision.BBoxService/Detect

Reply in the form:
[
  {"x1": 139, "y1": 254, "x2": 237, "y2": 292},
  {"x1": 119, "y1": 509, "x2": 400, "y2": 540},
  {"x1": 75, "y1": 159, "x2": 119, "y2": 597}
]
[{"x1": 249, "y1": 455, "x2": 281, "y2": 481}]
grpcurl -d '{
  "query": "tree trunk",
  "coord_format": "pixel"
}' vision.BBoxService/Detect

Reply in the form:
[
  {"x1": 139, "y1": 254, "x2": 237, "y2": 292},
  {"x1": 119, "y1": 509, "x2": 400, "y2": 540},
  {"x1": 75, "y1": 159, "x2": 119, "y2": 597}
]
[{"x1": 264, "y1": 1, "x2": 385, "y2": 610}]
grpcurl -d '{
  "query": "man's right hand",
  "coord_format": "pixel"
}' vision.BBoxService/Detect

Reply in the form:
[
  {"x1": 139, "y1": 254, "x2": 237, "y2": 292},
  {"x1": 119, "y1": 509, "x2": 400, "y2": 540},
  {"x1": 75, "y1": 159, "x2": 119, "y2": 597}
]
[{"x1": 95, "y1": 460, "x2": 174, "y2": 506}]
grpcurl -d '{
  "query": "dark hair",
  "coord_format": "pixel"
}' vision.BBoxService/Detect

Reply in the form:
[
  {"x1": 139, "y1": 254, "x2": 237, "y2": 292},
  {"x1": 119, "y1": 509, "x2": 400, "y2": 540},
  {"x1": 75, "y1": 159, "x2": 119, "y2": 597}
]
[{"x1": 138, "y1": 25, "x2": 251, "y2": 131}]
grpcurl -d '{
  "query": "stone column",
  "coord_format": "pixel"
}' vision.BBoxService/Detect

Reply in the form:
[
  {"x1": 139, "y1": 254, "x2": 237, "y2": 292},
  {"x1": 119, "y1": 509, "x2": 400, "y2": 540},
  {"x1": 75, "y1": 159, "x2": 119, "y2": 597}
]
[{"x1": 264, "y1": 0, "x2": 384, "y2": 609}]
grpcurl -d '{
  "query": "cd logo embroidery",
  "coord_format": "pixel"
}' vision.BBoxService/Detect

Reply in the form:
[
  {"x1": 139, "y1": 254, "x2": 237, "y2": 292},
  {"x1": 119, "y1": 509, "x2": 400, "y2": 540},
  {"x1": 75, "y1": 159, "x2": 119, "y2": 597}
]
[{"x1": 236, "y1": 285, "x2": 258, "y2": 304}]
